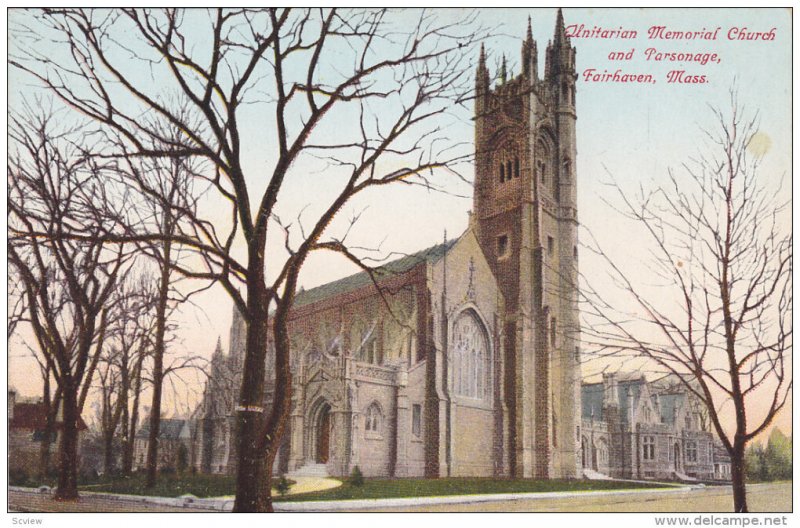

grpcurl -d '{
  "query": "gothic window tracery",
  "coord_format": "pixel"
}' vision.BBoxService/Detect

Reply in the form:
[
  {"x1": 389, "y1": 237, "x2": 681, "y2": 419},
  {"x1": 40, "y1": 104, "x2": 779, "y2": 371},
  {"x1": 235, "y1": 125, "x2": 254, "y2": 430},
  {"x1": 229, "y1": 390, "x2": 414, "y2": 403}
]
[
  {"x1": 365, "y1": 402, "x2": 382, "y2": 433},
  {"x1": 452, "y1": 310, "x2": 491, "y2": 400},
  {"x1": 496, "y1": 142, "x2": 520, "y2": 184}
]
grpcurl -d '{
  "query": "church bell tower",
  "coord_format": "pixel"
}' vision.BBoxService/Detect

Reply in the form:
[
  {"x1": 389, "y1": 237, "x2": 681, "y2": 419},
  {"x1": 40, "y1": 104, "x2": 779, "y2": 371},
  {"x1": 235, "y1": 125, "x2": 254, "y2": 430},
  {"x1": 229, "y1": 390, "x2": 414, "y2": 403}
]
[{"x1": 473, "y1": 9, "x2": 581, "y2": 479}]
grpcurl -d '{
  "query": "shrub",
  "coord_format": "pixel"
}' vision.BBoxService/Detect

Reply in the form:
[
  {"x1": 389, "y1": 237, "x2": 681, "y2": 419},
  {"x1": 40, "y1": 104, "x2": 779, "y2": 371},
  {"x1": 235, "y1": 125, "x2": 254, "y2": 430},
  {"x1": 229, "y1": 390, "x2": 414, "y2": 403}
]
[
  {"x1": 275, "y1": 474, "x2": 292, "y2": 496},
  {"x1": 9, "y1": 467, "x2": 30, "y2": 487},
  {"x1": 349, "y1": 465, "x2": 364, "y2": 487}
]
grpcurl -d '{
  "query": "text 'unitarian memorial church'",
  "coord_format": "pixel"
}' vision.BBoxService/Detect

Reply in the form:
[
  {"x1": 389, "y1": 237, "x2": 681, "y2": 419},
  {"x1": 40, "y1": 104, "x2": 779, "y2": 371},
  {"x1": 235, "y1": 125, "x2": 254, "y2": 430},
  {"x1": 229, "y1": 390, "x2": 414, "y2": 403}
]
[{"x1": 193, "y1": 11, "x2": 582, "y2": 480}]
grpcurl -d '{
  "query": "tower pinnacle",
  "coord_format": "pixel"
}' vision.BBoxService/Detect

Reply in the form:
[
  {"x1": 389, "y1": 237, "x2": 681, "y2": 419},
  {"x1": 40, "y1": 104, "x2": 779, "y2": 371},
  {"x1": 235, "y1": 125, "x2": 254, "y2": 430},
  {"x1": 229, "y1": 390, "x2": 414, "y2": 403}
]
[
  {"x1": 554, "y1": 8, "x2": 567, "y2": 43},
  {"x1": 522, "y1": 15, "x2": 538, "y2": 79}
]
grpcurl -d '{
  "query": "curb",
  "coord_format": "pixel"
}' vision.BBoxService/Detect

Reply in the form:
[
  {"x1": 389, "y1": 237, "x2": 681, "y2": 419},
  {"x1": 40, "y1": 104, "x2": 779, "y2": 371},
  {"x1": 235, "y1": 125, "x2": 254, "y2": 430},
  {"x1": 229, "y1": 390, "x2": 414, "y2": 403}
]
[
  {"x1": 273, "y1": 484, "x2": 701, "y2": 512},
  {"x1": 11, "y1": 483, "x2": 707, "y2": 512}
]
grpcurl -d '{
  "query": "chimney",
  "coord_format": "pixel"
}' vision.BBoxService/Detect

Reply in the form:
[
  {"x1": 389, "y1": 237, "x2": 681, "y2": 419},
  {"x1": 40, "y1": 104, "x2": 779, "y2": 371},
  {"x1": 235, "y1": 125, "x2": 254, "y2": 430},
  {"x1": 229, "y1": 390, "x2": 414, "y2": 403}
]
[{"x1": 603, "y1": 373, "x2": 619, "y2": 407}]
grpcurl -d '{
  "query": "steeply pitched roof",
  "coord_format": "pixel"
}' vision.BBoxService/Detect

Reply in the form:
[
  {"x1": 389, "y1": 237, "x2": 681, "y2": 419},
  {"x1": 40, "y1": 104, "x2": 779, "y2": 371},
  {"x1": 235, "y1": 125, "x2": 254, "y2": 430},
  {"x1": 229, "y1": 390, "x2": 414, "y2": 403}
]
[
  {"x1": 617, "y1": 378, "x2": 644, "y2": 424},
  {"x1": 293, "y1": 240, "x2": 455, "y2": 308},
  {"x1": 658, "y1": 393, "x2": 685, "y2": 425},
  {"x1": 137, "y1": 418, "x2": 187, "y2": 440},
  {"x1": 10, "y1": 402, "x2": 88, "y2": 431},
  {"x1": 581, "y1": 383, "x2": 604, "y2": 421}
]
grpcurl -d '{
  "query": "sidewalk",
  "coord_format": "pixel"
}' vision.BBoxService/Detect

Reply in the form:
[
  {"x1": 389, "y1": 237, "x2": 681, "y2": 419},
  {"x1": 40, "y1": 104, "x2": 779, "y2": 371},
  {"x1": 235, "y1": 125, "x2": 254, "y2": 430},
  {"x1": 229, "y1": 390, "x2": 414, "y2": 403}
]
[
  {"x1": 9, "y1": 482, "x2": 700, "y2": 513},
  {"x1": 272, "y1": 484, "x2": 698, "y2": 512}
]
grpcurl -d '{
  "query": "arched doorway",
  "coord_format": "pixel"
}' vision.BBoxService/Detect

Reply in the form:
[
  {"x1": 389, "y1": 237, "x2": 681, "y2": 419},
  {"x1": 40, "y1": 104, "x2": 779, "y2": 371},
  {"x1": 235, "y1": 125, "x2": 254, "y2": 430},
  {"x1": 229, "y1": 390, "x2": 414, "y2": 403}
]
[{"x1": 315, "y1": 404, "x2": 332, "y2": 464}]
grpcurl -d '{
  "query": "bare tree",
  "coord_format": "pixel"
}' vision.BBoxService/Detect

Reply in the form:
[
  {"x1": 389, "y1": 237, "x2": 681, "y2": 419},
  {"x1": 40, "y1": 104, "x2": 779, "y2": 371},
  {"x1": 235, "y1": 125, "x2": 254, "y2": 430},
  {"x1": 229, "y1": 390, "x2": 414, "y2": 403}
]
[
  {"x1": 582, "y1": 94, "x2": 792, "y2": 512},
  {"x1": 94, "y1": 272, "x2": 155, "y2": 476},
  {"x1": 7, "y1": 107, "x2": 130, "y2": 499},
  {"x1": 12, "y1": 8, "x2": 485, "y2": 511}
]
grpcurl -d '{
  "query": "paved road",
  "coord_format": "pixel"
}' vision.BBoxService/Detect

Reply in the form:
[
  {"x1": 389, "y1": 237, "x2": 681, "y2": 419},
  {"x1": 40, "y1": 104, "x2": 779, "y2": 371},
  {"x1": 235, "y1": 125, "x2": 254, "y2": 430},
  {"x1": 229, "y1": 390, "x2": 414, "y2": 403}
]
[
  {"x1": 8, "y1": 482, "x2": 791, "y2": 513},
  {"x1": 8, "y1": 489, "x2": 217, "y2": 513},
  {"x1": 351, "y1": 482, "x2": 791, "y2": 513}
]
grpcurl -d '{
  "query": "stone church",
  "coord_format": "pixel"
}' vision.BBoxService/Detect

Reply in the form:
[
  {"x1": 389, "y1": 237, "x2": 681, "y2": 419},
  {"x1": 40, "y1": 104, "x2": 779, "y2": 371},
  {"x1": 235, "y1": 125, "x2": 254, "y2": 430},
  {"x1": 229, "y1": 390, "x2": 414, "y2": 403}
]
[{"x1": 192, "y1": 11, "x2": 582, "y2": 480}]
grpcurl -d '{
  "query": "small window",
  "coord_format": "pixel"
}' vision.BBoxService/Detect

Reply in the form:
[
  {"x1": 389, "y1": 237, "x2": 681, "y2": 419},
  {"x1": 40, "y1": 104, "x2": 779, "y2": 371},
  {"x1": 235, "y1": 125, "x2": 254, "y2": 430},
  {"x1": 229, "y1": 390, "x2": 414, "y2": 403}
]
[
  {"x1": 361, "y1": 338, "x2": 381, "y2": 365},
  {"x1": 366, "y1": 403, "x2": 382, "y2": 433},
  {"x1": 506, "y1": 161, "x2": 512, "y2": 181},
  {"x1": 514, "y1": 158, "x2": 520, "y2": 178},
  {"x1": 497, "y1": 235, "x2": 509, "y2": 258},
  {"x1": 412, "y1": 404, "x2": 422, "y2": 438},
  {"x1": 550, "y1": 316, "x2": 557, "y2": 347},
  {"x1": 643, "y1": 435, "x2": 656, "y2": 460},
  {"x1": 573, "y1": 245, "x2": 578, "y2": 259},
  {"x1": 574, "y1": 346, "x2": 580, "y2": 361},
  {"x1": 499, "y1": 162, "x2": 505, "y2": 183},
  {"x1": 547, "y1": 236, "x2": 554, "y2": 256},
  {"x1": 576, "y1": 426, "x2": 580, "y2": 441},
  {"x1": 686, "y1": 440, "x2": 697, "y2": 462}
]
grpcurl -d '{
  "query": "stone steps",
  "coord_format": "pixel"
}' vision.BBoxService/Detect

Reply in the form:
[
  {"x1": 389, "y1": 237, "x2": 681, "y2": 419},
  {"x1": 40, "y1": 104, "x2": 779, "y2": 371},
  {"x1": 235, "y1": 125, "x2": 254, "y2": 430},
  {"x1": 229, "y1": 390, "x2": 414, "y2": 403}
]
[
  {"x1": 673, "y1": 470, "x2": 698, "y2": 482},
  {"x1": 288, "y1": 463, "x2": 330, "y2": 478},
  {"x1": 582, "y1": 468, "x2": 613, "y2": 480}
]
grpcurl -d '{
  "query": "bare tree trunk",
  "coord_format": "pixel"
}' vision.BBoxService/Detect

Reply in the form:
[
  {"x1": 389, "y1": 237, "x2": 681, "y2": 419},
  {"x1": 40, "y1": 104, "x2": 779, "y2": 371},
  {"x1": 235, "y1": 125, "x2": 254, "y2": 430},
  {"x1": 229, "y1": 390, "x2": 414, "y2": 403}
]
[
  {"x1": 38, "y1": 368, "x2": 59, "y2": 480},
  {"x1": 233, "y1": 266, "x2": 270, "y2": 512},
  {"x1": 103, "y1": 431, "x2": 115, "y2": 476},
  {"x1": 146, "y1": 233, "x2": 172, "y2": 488},
  {"x1": 55, "y1": 380, "x2": 79, "y2": 500},
  {"x1": 123, "y1": 363, "x2": 142, "y2": 475},
  {"x1": 731, "y1": 438, "x2": 748, "y2": 512}
]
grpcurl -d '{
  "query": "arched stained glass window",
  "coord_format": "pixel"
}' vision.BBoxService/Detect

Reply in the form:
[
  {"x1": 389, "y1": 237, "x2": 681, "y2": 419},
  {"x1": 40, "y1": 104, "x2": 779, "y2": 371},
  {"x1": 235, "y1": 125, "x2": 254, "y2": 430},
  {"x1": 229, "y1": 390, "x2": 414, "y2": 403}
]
[{"x1": 452, "y1": 310, "x2": 491, "y2": 400}]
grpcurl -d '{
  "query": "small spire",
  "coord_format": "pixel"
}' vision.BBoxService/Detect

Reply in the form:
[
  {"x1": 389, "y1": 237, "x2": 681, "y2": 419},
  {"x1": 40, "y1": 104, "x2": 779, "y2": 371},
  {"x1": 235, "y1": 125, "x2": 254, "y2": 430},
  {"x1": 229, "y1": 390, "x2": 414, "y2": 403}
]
[
  {"x1": 500, "y1": 54, "x2": 507, "y2": 83},
  {"x1": 527, "y1": 15, "x2": 534, "y2": 47},
  {"x1": 476, "y1": 43, "x2": 489, "y2": 93},
  {"x1": 554, "y1": 8, "x2": 567, "y2": 43},
  {"x1": 214, "y1": 336, "x2": 223, "y2": 355}
]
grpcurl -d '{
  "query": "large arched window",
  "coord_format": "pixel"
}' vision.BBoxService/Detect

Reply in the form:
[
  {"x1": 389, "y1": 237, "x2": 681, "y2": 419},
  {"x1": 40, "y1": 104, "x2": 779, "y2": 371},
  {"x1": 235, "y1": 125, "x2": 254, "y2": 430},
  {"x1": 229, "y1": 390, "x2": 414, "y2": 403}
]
[
  {"x1": 365, "y1": 402, "x2": 383, "y2": 433},
  {"x1": 452, "y1": 310, "x2": 491, "y2": 400}
]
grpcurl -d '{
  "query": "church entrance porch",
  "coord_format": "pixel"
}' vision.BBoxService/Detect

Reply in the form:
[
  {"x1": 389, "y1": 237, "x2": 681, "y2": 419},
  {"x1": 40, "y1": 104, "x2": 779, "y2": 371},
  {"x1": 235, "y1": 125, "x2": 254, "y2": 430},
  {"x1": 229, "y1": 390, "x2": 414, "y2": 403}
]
[
  {"x1": 316, "y1": 405, "x2": 331, "y2": 463},
  {"x1": 310, "y1": 401, "x2": 332, "y2": 464}
]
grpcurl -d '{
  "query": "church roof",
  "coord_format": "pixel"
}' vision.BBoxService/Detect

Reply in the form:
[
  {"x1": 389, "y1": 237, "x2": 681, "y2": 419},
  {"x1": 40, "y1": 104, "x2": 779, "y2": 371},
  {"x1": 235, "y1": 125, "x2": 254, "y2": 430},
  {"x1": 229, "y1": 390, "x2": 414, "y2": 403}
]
[
  {"x1": 581, "y1": 382, "x2": 604, "y2": 421},
  {"x1": 137, "y1": 418, "x2": 187, "y2": 440},
  {"x1": 294, "y1": 239, "x2": 456, "y2": 308},
  {"x1": 657, "y1": 393, "x2": 685, "y2": 425}
]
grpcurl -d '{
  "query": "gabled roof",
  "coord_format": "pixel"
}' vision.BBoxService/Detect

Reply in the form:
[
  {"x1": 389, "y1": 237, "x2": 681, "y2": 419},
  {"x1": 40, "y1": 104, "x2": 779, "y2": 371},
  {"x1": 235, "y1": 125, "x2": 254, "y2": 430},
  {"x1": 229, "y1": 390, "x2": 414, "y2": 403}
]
[
  {"x1": 294, "y1": 240, "x2": 455, "y2": 308},
  {"x1": 581, "y1": 383, "x2": 604, "y2": 421},
  {"x1": 658, "y1": 393, "x2": 686, "y2": 425},
  {"x1": 136, "y1": 418, "x2": 187, "y2": 440},
  {"x1": 10, "y1": 402, "x2": 88, "y2": 431},
  {"x1": 617, "y1": 378, "x2": 644, "y2": 424}
]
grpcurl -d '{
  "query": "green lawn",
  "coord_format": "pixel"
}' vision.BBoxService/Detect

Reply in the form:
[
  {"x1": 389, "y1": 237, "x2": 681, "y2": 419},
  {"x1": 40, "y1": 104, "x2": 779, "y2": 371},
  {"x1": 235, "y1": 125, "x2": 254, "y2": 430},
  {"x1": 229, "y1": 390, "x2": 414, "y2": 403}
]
[
  {"x1": 77, "y1": 472, "x2": 240, "y2": 498},
  {"x1": 276, "y1": 477, "x2": 671, "y2": 502}
]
